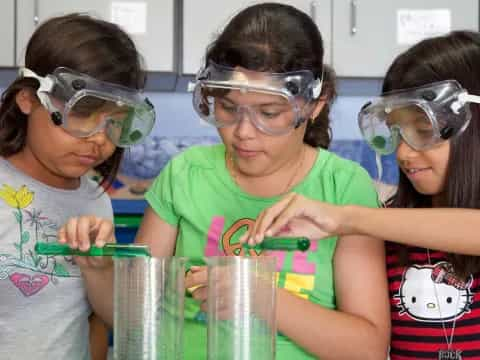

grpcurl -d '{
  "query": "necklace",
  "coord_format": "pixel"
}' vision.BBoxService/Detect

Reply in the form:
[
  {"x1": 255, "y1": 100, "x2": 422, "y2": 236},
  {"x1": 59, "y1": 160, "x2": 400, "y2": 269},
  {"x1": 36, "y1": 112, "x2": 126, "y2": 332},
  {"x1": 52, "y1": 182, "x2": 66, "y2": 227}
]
[
  {"x1": 427, "y1": 249, "x2": 463, "y2": 360},
  {"x1": 227, "y1": 146, "x2": 305, "y2": 195}
]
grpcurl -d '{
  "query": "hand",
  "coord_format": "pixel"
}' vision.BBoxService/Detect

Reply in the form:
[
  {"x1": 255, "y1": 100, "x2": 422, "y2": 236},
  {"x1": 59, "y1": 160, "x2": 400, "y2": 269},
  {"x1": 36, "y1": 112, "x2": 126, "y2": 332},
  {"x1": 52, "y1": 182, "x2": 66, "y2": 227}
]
[
  {"x1": 240, "y1": 192, "x2": 346, "y2": 245},
  {"x1": 185, "y1": 264, "x2": 236, "y2": 319},
  {"x1": 185, "y1": 266, "x2": 208, "y2": 311},
  {"x1": 58, "y1": 215, "x2": 115, "y2": 270},
  {"x1": 186, "y1": 260, "x2": 276, "y2": 321}
]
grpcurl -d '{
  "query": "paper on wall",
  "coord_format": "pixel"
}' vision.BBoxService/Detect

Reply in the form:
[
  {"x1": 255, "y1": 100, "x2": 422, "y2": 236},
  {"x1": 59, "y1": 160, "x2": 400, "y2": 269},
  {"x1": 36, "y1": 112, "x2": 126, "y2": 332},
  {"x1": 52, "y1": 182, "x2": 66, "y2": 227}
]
[
  {"x1": 111, "y1": 1, "x2": 147, "y2": 34},
  {"x1": 397, "y1": 9, "x2": 451, "y2": 45}
]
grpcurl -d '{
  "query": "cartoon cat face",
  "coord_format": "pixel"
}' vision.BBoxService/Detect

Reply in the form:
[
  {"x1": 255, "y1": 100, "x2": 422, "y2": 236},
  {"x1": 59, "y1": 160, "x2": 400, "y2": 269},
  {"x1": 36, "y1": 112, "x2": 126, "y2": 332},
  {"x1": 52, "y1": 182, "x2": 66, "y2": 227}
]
[{"x1": 397, "y1": 264, "x2": 473, "y2": 322}]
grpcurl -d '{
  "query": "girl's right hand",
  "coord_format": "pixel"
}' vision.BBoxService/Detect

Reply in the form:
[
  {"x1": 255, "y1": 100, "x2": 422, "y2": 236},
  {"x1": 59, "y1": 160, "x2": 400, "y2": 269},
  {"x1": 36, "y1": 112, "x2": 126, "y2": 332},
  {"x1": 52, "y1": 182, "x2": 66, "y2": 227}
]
[
  {"x1": 58, "y1": 215, "x2": 115, "y2": 270},
  {"x1": 240, "y1": 192, "x2": 347, "y2": 245}
]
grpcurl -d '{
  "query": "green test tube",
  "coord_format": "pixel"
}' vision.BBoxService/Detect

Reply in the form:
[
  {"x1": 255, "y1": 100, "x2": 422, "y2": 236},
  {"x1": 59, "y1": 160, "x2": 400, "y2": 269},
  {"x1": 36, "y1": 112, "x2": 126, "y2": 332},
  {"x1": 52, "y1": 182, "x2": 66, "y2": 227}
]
[
  {"x1": 34, "y1": 242, "x2": 151, "y2": 258},
  {"x1": 242, "y1": 236, "x2": 311, "y2": 252}
]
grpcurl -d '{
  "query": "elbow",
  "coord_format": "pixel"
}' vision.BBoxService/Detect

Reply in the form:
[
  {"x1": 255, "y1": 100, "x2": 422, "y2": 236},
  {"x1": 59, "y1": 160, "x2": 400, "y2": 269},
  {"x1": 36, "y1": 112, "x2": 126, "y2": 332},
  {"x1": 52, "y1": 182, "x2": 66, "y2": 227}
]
[
  {"x1": 365, "y1": 347, "x2": 389, "y2": 360},
  {"x1": 309, "y1": 336, "x2": 389, "y2": 360},
  {"x1": 348, "y1": 325, "x2": 390, "y2": 360},
  {"x1": 365, "y1": 330, "x2": 390, "y2": 360}
]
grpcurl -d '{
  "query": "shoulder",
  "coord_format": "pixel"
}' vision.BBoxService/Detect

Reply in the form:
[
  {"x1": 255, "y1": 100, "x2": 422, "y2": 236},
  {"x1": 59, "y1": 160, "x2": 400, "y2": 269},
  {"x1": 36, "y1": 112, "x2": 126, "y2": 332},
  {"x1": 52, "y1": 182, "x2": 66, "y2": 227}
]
[
  {"x1": 165, "y1": 144, "x2": 224, "y2": 175},
  {"x1": 0, "y1": 157, "x2": 21, "y2": 182},
  {"x1": 306, "y1": 149, "x2": 377, "y2": 206},
  {"x1": 79, "y1": 177, "x2": 113, "y2": 219},
  {"x1": 317, "y1": 148, "x2": 372, "y2": 183}
]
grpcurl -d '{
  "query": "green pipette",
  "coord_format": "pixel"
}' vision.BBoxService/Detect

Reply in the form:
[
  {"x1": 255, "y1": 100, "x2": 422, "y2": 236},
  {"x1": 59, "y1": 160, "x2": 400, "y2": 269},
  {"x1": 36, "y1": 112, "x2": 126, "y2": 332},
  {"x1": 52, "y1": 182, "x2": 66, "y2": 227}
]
[
  {"x1": 187, "y1": 237, "x2": 310, "y2": 267},
  {"x1": 242, "y1": 236, "x2": 310, "y2": 252},
  {"x1": 185, "y1": 236, "x2": 310, "y2": 297},
  {"x1": 34, "y1": 242, "x2": 151, "y2": 258}
]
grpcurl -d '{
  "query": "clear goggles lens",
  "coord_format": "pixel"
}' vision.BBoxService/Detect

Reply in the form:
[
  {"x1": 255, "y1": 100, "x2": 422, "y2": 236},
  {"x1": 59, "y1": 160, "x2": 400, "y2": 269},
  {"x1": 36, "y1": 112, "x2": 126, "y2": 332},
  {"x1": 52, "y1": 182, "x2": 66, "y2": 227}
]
[
  {"x1": 193, "y1": 85, "x2": 304, "y2": 135},
  {"x1": 190, "y1": 62, "x2": 322, "y2": 136},
  {"x1": 359, "y1": 104, "x2": 441, "y2": 154},
  {"x1": 21, "y1": 67, "x2": 155, "y2": 147},
  {"x1": 358, "y1": 80, "x2": 479, "y2": 154}
]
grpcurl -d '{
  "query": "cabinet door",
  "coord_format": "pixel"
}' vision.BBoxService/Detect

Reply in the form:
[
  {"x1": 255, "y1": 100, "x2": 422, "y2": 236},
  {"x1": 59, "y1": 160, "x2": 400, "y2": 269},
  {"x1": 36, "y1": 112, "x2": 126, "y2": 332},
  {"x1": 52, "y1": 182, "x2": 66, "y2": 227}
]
[
  {"x1": 182, "y1": 0, "x2": 332, "y2": 75},
  {"x1": 16, "y1": 0, "x2": 175, "y2": 72},
  {"x1": 332, "y1": 0, "x2": 478, "y2": 77},
  {"x1": 0, "y1": 0, "x2": 14, "y2": 66}
]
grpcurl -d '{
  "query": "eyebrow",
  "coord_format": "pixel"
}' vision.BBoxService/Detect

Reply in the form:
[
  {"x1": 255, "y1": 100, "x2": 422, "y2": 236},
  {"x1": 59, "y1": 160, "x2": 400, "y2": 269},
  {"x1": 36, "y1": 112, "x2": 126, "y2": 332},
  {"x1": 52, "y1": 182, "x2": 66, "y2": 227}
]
[{"x1": 223, "y1": 95, "x2": 288, "y2": 107}]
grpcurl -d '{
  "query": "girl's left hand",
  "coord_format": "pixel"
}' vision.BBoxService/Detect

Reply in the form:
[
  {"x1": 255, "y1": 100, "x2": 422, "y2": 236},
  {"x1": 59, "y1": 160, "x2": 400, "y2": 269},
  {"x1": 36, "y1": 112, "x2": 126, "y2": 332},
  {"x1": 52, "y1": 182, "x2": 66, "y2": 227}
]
[
  {"x1": 58, "y1": 215, "x2": 115, "y2": 270},
  {"x1": 186, "y1": 265, "x2": 237, "y2": 319},
  {"x1": 185, "y1": 266, "x2": 208, "y2": 311}
]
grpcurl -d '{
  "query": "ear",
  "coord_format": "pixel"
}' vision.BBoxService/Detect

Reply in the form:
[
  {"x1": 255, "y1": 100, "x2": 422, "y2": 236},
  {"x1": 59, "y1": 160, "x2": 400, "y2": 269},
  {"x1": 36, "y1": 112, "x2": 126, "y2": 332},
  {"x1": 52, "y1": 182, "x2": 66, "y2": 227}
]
[{"x1": 15, "y1": 89, "x2": 37, "y2": 115}]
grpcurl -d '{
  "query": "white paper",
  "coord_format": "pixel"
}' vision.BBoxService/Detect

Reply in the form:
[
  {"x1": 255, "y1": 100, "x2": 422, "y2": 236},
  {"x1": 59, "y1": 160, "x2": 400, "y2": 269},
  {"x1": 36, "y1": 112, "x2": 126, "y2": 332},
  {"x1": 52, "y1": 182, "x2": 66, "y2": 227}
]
[
  {"x1": 111, "y1": 2, "x2": 147, "y2": 34},
  {"x1": 397, "y1": 9, "x2": 451, "y2": 45}
]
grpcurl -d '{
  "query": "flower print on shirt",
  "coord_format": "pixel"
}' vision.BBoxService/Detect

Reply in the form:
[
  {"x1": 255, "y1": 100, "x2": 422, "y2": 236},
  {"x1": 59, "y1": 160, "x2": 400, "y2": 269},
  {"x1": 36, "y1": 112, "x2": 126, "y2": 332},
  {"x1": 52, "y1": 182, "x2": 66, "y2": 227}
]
[{"x1": 0, "y1": 183, "x2": 75, "y2": 297}]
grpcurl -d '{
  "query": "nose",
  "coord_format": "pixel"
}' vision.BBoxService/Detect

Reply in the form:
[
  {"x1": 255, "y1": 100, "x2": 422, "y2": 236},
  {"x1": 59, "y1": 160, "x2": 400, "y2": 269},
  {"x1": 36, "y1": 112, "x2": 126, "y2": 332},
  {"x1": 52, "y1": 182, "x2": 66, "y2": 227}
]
[
  {"x1": 427, "y1": 302, "x2": 436, "y2": 309},
  {"x1": 85, "y1": 126, "x2": 110, "y2": 146},
  {"x1": 233, "y1": 106, "x2": 257, "y2": 139},
  {"x1": 396, "y1": 137, "x2": 418, "y2": 162}
]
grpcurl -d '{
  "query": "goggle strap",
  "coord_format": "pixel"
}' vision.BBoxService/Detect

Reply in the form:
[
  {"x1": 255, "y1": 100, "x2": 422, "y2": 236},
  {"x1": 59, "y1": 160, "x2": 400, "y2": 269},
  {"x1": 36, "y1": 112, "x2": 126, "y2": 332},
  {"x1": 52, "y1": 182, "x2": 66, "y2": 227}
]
[
  {"x1": 451, "y1": 92, "x2": 480, "y2": 114},
  {"x1": 19, "y1": 68, "x2": 58, "y2": 114},
  {"x1": 459, "y1": 93, "x2": 480, "y2": 105},
  {"x1": 311, "y1": 69, "x2": 324, "y2": 99},
  {"x1": 187, "y1": 81, "x2": 196, "y2": 92},
  {"x1": 375, "y1": 152, "x2": 383, "y2": 182},
  {"x1": 20, "y1": 68, "x2": 55, "y2": 93}
]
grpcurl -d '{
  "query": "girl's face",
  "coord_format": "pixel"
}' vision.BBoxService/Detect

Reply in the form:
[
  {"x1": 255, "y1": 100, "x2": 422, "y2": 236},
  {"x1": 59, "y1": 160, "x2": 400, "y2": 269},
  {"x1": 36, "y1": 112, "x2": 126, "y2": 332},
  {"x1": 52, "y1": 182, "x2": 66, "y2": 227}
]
[
  {"x1": 216, "y1": 89, "x2": 321, "y2": 178},
  {"x1": 396, "y1": 137, "x2": 450, "y2": 197},
  {"x1": 12, "y1": 90, "x2": 116, "y2": 189}
]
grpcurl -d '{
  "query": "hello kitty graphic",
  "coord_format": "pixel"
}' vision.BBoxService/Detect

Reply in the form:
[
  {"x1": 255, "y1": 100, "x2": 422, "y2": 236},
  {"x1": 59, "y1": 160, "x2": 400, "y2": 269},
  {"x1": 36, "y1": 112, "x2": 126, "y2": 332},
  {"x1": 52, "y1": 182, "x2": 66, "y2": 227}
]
[{"x1": 396, "y1": 262, "x2": 474, "y2": 322}]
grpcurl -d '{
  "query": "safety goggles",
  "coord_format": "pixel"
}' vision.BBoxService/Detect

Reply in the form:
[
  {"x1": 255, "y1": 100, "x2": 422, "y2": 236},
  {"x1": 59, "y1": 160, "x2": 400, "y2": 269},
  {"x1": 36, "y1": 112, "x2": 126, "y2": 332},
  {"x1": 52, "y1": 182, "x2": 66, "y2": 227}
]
[
  {"x1": 189, "y1": 62, "x2": 322, "y2": 136},
  {"x1": 358, "y1": 80, "x2": 480, "y2": 154},
  {"x1": 20, "y1": 67, "x2": 155, "y2": 147}
]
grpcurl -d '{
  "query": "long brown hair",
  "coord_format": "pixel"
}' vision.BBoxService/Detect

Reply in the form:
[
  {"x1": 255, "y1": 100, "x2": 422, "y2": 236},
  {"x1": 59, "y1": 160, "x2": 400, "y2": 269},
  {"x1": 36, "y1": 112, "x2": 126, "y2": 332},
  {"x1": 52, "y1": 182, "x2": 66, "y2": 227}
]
[
  {"x1": 204, "y1": 2, "x2": 336, "y2": 149},
  {"x1": 385, "y1": 31, "x2": 480, "y2": 277},
  {"x1": 0, "y1": 13, "x2": 146, "y2": 188}
]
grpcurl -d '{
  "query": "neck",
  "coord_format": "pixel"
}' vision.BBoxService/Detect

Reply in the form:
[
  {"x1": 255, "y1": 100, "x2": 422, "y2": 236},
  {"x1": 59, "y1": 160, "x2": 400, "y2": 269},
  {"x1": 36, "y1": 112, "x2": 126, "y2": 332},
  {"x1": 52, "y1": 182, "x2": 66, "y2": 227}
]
[
  {"x1": 7, "y1": 151, "x2": 80, "y2": 190},
  {"x1": 228, "y1": 145, "x2": 314, "y2": 197}
]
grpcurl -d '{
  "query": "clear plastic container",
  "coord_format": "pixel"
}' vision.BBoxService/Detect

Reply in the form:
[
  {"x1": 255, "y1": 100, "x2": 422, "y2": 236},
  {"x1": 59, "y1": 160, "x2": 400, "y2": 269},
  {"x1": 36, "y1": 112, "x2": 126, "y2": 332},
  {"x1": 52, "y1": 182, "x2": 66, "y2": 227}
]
[
  {"x1": 207, "y1": 256, "x2": 277, "y2": 360},
  {"x1": 113, "y1": 257, "x2": 186, "y2": 360}
]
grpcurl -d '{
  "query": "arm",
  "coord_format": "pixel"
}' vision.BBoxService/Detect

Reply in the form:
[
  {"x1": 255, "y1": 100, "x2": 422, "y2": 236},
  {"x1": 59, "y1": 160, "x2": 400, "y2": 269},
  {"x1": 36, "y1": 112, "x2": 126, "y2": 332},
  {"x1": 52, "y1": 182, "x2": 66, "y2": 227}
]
[
  {"x1": 76, "y1": 208, "x2": 177, "y2": 326},
  {"x1": 62, "y1": 208, "x2": 177, "y2": 326},
  {"x1": 89, "y1": 313, "x2": 109, "y2": 360},
  {"x1": 275, "y1": 234, "x2": 390, "y2": 359},
  {"x1": 134, "y1": 206, "x2": 177, "y2": 257},
  {"x1": 59, "y1": 216, "x2": 115, "y2": 326},
  {"x1": 243, "y1": 192, "x2": 480, "y2": 255},
  {"x1": 341, "y1": 206, "x2": 480, "y2": 255}
]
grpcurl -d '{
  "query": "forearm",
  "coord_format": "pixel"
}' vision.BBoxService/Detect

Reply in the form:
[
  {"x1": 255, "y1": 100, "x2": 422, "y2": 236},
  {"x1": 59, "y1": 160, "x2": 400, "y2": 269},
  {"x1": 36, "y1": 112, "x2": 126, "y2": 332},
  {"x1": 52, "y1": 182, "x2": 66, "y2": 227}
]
[
  {"x1": 276, "y1": 288, "x2": 389, "y2": 359},
  {"x1": 344, "y1": 206, "x2": 480, "y2": 254},
  {"x1": 82, "y1": 265, "x2": 114, "y2": 327}
]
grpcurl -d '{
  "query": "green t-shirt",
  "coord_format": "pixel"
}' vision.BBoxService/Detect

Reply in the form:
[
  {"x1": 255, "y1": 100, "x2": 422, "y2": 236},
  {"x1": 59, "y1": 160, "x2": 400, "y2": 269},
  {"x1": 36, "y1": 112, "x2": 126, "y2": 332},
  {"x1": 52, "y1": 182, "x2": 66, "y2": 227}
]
[{"x1": 145, "y1": 144, "x2": 378, "y2": 359}]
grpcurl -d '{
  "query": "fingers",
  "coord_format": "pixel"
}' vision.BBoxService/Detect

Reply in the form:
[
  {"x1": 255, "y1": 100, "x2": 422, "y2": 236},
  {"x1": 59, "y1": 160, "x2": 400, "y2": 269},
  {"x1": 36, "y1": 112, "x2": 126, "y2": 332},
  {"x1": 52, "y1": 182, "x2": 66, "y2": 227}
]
[
  {"x1": 57, "y1": 216, "x2": 114, "y2": 250},
  {"x1": 93, "y1": 218, "x2": 114, "y2": 247},
  {"x1": 185, "y1": 266, "x2": 208, "y2": 289},
  {"x1": 191, "y1": 286, "x2": 208, "y2": 302},
  {"x1": 240, "y1": 193, "x2": 298, "y2": 244},
  {"x1": 263, "y1": 196, "x2": 308, "y2": 238}
]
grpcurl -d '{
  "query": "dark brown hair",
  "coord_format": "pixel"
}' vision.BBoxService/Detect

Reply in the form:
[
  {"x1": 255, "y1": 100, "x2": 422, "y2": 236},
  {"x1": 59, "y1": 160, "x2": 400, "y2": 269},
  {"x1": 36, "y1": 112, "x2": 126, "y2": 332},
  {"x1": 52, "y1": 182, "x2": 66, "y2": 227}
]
[
  {"x1": 0, "y1": 13, "x2": 146, "y2": 188},
  {"x1": 204, "y1": 2, "x2": 336, "y2": 148},
  {"x1": 384, "y1": 31, "x2": 480, "y2": 277}
]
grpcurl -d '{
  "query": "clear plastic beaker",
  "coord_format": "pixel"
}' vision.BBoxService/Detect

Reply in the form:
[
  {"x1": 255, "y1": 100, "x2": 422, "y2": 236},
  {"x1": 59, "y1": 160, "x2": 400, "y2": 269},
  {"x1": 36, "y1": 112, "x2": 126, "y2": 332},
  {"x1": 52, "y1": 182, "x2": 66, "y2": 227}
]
[
  {"x1": 207, "y1": 256, "x2": 277, "y2": 360},
  {"x1": 113, "y1": 256, "x2": 186, "y2": 360}
]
